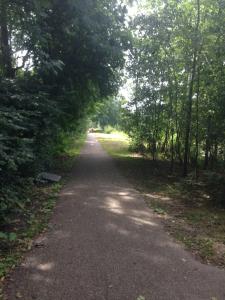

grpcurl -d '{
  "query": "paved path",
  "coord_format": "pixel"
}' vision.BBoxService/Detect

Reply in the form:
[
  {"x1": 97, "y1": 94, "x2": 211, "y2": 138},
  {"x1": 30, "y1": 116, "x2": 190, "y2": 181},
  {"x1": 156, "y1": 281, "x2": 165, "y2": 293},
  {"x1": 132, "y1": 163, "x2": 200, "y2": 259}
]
[{"x1": 4, "y1": 134, "x2": 225, "y2": 300}]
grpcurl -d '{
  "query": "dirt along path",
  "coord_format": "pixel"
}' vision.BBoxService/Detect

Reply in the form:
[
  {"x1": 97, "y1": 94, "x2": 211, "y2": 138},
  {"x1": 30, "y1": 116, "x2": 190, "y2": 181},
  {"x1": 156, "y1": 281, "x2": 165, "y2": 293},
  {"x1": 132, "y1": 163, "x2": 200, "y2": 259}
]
[{"x1": 4, "y1": 134, "x2": 225, "y2": 300}]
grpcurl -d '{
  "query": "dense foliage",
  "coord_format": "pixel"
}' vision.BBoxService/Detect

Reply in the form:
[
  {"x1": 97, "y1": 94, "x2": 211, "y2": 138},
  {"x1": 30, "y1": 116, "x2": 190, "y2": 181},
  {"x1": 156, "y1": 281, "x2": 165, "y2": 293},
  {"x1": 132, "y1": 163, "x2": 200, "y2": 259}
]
[
  {"x1": 1, "y1": 0, "x2": 225, "y2": 218},
  {"x1": 91, "y1": 96, "x2": 125, "y2": 130},
  {"x1": 0, "y1": 0, "x2": 127, "y2": 220},
  {"x1": 125, "y1": 0, "x2": 225, "y2": 177}
]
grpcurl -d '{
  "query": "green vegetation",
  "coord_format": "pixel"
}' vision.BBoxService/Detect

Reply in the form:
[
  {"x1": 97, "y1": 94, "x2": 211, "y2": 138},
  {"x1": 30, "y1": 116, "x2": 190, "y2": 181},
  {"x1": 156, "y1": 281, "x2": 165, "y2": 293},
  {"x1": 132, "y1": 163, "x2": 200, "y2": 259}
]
[
  {"x1": 0, "y1": 0, "x2": 127, "y2": 282},
  {"x1": 1, "y1": 0, "x2": 225, "y2": 284},
  {"x1": 0, "y1": 183, "x2": 60, "y2": 282},
  {"x1": 0, "y1": 0, "x2": 127, "y2": 243},
  {"x1": 52, "y1": 130, "x2": 87, "y2": 173},
  {"x1": 124, "y1": 0, "x2": 225, "y2": 185},
  {"x1": 91, "y1": 96, "x2": 125, "y2": 133},
  {"x1": 97, "y1": 133, "x2": 225, "y2": 266},
  {"x1": 96, "y1": 132, "x2": 130, "y2": 157},
  {"x1": 0, "y1": 133, "x2": 85, "y2": 286}
]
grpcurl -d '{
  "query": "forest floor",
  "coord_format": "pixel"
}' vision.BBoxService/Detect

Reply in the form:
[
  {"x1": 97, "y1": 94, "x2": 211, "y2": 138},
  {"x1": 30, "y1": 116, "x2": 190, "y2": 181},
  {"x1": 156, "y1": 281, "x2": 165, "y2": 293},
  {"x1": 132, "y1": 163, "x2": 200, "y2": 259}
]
[
  {"x1": 3, "y1": 133, "x2": 225, "y2": 300},
  {"x1": 96, "y1": 132, "x2": 225, "y2": 268}
]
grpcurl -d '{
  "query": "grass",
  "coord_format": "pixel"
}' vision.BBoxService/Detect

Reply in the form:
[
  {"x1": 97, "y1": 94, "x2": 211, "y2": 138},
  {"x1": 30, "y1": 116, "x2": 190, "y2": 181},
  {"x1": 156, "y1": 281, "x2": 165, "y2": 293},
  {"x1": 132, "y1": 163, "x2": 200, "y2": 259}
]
[
  {"x1": 0, "y1": 133, "x2": 86, "y2": 297},
  {"x1": 96, "y1": 132, "x2": 225, "y2": 267},
  {"x1": 52, "y1": 132, "x2": 87, "y2": 174},
  {"x1": 96, "y1": 132, "x2": 130, "y2": 157}
]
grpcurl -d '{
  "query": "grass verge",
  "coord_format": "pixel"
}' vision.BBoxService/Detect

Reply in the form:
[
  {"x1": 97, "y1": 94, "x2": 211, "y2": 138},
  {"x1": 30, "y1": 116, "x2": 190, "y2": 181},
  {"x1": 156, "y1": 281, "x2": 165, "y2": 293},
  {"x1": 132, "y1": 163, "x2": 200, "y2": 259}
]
[
  {"x1": 0, "y1": 133, "x2": 86, "y2": 298},
  {"x1": 96, "y1": 132, "x2": 225, "y2": 267}
]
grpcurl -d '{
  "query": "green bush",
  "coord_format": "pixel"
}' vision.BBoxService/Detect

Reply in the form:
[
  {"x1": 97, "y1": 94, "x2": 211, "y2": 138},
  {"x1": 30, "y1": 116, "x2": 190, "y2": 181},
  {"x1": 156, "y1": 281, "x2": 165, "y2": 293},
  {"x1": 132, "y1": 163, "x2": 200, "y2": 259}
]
[{"x1": 104, "y1": 125, "x2": 115, "y2": 134}]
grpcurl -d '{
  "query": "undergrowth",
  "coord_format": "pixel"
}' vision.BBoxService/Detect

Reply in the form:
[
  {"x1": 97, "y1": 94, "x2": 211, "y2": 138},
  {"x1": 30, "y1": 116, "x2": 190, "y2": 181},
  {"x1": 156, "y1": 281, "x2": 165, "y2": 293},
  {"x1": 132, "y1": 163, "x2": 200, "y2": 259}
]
[{"x1": 0, "y1": 132, "x2": 86, "y2": 296}]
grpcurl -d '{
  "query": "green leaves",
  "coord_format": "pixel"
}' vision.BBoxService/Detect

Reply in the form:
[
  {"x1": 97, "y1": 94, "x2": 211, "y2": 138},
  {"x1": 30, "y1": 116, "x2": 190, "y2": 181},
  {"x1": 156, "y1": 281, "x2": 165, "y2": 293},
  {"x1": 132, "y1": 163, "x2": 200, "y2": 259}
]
[
  {"x1": 0, "y1": 0, "x2": 128, "y2": 223},
  {"x1": 125, "y1": 0, "x2": 225, "y2": 180},
  {"x1": 0, "y1": 232, "x2": 17, "y2": 242}
]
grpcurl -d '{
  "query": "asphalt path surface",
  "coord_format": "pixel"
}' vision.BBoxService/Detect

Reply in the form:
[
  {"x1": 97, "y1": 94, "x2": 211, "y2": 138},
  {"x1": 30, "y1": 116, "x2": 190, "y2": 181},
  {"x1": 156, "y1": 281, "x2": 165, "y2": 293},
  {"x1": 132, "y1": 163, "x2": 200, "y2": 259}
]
[{"x1": 4, "y1": 134, "x2": 225, "y2": 300}]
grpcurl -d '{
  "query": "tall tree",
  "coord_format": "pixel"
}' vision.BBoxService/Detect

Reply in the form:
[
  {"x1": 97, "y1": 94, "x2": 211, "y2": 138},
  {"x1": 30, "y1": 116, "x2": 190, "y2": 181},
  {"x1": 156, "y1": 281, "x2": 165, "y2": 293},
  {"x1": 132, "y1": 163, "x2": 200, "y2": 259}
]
[{"x1": 125, "y1": 0, "x2": 225, "y2": 176}]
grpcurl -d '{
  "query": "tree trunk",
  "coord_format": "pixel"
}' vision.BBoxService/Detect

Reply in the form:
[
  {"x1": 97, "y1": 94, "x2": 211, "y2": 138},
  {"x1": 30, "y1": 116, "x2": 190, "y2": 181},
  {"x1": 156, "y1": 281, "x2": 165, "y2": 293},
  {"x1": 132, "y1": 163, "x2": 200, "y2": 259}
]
[
  {"x1": 161, "y1": 127, "x2": 169, "y2": 153},
  {"x1": 204, "y1": 114, "x2": 211, "y2": 169},
  {"x1": 183, "y1": 0, "x2": 200, "y2": 177},
  {"x1": 175, "y1": 130, "x2": 183, "y2": 164},
  {"x1": 170, "y1": 127, "x2": 174, "y2": 173},
  {"x1": 0, "y1": 0, "x2": 14, "y2": 78},
  {"x1": 195, "y1": 66, "x2": 200, "y2": 179}
]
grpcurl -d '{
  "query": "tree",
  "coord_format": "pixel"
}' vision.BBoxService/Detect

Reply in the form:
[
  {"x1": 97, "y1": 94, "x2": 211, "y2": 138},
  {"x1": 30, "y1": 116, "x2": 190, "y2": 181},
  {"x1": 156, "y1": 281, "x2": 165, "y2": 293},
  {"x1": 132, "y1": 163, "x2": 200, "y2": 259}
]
[
  {"x1": 125, "y1": 0, "x2": 225, "y2": 177},
  {"x1": 0, "y1": 0, "x2": 128, "y2": 220}
]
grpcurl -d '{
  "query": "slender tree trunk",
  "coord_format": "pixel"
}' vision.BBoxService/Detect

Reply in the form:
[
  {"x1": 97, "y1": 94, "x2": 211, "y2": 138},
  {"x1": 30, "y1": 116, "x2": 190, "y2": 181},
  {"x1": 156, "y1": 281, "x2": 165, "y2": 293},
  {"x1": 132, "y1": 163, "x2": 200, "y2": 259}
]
[
  {"x1": 183, "y1": 70, "x2": 196, "y2": 176},
  {"x1": 210, "y1": 139, "x2": 218, "y2": 169},
  {"x1": 152, "y1": 97, "x2": 158, "y2": 161},
  {"x1": 0, "y1": 0, "x2": 14, "y2": 78},
  {"x1": 204, "y1": 114, "x2": 211, "y2": 169},
  {"x1": 195, "y1": 66, "x2": 200, "y2": 179},
  {"x1": 170, "y1": 127, "x2": 174, "y2": 173},
  {"x1": 183, "y1": 0, "x2": 200, "y2": 177},
  {"x1": 214, "y1": 140, "x2": 218, "y2": 166},
  {"x1": 162, "y1": 127, "x2": 169, "y2": 153},
  {"x1": 174, "y1": 78, "x2": 181, "y2": 164}
]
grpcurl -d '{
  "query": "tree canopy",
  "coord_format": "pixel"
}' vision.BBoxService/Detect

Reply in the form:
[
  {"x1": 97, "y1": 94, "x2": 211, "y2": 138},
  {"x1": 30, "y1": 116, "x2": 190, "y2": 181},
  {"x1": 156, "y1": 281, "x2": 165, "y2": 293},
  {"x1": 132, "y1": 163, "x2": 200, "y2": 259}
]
[
  {"x1": 124, "y1": 0, "x2": 225, "y2": 176},
  {"x1": 0, "y1": 0, "x2": 128, "y2": 218}
]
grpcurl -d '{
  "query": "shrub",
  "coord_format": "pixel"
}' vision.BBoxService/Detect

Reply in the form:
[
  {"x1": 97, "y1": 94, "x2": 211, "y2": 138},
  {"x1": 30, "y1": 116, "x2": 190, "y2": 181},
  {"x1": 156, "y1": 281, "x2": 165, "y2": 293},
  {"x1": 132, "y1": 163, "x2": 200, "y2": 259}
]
[{"x1": 104, "y1": 125, "x2": 114, "y2": 134}]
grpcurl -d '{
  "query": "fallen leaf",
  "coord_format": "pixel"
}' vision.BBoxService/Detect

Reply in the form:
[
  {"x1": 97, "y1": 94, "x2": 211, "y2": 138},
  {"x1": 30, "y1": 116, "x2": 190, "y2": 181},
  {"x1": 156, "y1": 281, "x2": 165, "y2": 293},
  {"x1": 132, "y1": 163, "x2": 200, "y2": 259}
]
[{"x1": 16, "y1": 291, "x2": 22, "y2": 298}]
